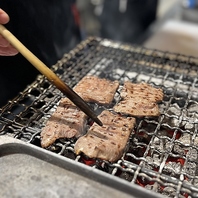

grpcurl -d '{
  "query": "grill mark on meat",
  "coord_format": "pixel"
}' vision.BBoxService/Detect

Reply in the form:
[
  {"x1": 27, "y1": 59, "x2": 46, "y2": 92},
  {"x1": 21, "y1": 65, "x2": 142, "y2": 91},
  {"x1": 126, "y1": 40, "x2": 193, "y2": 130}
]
[
  {"x1": 89, "y1": 130, "x2": 108, "y2": 140},
  {"x1": 74, "y1": 110, "x2": 136, "y2": 162},
  {"x1": 73, "y1": 76, "x2": 119, "y2": 105},
  {"x1": 41, "y1": 98, "x2": 87, "y2": 148},
  {"x1": 114, "y1": 81, "x2": 163, "y2": 117}
]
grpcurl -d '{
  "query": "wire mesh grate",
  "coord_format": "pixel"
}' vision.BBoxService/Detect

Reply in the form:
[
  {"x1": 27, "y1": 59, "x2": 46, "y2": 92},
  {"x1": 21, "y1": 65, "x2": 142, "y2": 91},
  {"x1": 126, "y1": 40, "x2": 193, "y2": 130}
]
[{"x1": 1, "y1": 37, "x2": 198, "y2": 197}]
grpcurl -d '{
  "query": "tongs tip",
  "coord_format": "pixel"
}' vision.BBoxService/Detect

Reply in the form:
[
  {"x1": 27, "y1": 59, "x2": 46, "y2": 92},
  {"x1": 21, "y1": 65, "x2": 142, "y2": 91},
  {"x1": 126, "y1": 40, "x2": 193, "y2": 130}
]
[{"x1": 94, "y1": 117, "x2": 103, "y2": 126}]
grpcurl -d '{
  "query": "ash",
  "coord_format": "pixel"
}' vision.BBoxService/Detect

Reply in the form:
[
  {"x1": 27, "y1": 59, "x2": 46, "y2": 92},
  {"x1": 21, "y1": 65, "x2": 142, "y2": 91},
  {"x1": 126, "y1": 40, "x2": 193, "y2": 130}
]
[
  {"x1": 163, "y1": 162, "x2": 182, "y2": 177},
  {"x1": 173, "y1": 132, "x2": 198, "y2": 165},
  {"x1": 145, "y1": 183, "x2": 160, "y2": 193},
  {"x1": 145, "y1": 154, "x2": 161, "y2": 170},
  {"x1": 193, "y1": 178, "x2": 198, "y2": 187},
  {"x1": 150, "y1": 134, "x2": 172, "y2": 153},
  {"x1": 161, "y1": 187, "x2": 186, "y2": 198},
  {"x1": 162, "y1": 103, "x2": 198, "y2": 130},
  {"x1": 183, "y1": 161, "x2": 197, "y2": 177}
]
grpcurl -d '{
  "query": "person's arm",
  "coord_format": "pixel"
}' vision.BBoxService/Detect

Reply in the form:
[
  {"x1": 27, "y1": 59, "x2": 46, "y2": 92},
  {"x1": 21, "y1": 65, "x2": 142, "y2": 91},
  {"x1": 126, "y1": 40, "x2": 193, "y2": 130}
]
[{"x1": 0, "y1": 8, "x2": 18, "y2": 56}]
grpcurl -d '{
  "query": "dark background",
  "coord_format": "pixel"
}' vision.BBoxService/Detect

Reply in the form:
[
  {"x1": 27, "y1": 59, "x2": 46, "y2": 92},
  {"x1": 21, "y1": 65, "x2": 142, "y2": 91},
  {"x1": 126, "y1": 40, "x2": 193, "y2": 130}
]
[{"x1": 0, "y1": 0, "x2": 157, "y2": 107}]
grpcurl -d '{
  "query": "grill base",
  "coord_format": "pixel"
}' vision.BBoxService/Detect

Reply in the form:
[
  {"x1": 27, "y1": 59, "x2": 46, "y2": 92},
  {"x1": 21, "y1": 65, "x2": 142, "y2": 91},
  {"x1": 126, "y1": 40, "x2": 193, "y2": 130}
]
[{"x1": 1, "y1": 136, "x2": 162, "y2": 198}]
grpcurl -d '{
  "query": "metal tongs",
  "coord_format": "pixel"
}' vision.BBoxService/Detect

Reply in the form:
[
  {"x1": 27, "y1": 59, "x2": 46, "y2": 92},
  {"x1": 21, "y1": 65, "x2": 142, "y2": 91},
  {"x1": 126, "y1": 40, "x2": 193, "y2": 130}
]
[{"x1": 0, "y1": 24, "x2": 103, "y2": 126}]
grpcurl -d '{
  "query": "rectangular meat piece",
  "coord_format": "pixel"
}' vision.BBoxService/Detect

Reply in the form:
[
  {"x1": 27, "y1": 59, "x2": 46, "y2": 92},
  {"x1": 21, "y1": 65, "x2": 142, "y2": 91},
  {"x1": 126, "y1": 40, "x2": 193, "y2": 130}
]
[
  {"x1": 74, "y1": 110, "x2": 136, "y2": 162},
  {"x1": 41, "y1": 98, "x2": 87, "y2": 148},
  {"x1": 113, "y1": 81, "x2": 163, "y2": 117},
  {"x1": 73, "y1": 75, "x2": 119, "y2": 105}
]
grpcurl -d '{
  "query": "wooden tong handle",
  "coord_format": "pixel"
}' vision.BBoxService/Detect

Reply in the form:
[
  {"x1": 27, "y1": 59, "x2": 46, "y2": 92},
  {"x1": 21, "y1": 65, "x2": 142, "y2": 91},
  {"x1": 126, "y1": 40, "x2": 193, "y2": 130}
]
[{"x1": 0, "y1": 24, "x2": 102, "y2": 126}]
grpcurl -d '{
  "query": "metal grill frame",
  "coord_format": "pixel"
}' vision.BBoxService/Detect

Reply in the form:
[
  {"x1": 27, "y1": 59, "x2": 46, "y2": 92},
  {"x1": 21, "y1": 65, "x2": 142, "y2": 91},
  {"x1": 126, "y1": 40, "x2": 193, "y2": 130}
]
[{"x1": 1, "y1": 37, "x2": 198, "y2": 197}]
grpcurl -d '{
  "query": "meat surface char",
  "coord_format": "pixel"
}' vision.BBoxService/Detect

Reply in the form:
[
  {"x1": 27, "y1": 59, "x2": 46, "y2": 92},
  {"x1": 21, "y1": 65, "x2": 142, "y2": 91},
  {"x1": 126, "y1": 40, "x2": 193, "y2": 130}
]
[
  {"x1": 114, "y1": 81, "x2": 163, "y2": 117},
  {"x1": 73, "y1": 76, "x2": 119, "y2": 105},
  {"x1": 41, "y1": 98, "x2": 87, "y2": 148},
  {"x1": 74, "y1": 110, "x2": 136, "y2": 162}
]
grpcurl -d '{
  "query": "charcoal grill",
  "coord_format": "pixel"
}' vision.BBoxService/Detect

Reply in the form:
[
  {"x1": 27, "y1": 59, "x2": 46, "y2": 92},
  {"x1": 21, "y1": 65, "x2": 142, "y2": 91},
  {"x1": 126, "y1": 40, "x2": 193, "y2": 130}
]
[{"x1": 1, "y1": 37, "x2": 198, "y2": 198}]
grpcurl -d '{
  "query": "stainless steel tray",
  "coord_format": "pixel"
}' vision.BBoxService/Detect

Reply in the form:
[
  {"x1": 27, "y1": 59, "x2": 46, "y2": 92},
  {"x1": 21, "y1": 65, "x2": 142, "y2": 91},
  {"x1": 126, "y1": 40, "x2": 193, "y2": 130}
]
[{"x1": 0, "y1": 136, "x2": 163, "y2": 198}]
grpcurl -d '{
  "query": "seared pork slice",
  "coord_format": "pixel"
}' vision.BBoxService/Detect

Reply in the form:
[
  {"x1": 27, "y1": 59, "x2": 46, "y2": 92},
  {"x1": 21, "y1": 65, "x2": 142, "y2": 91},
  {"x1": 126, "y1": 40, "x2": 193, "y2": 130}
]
[
  {"x1": 74, "y1": 110, "x2": 136, "y2": 162},
  {"x1": 41, "y1": 98, "x2": 87, "y2": 148},
  {"x1": 73, "y1": 76, "x2": 119, "y2": 105},
  {"x1": 114, "y1": 82, "x2": 163, "y2": 117}
]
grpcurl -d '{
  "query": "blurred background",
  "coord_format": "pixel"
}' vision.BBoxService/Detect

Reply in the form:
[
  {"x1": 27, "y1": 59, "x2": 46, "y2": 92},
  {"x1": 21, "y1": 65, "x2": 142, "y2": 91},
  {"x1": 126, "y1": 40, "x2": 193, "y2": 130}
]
[
  {"x1": 1, "y1": 0, "x2": 198, "y2": 107},
  {"x1": 76, "y1": 0, "x2": 198, "y2": 57}
]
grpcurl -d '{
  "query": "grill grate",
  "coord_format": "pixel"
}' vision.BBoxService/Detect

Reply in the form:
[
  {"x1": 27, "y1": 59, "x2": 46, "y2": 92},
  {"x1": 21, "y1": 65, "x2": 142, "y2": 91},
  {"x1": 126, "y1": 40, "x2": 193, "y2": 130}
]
[{"x1": 1, "y1": 37, "x2": 198, "y2": 197}]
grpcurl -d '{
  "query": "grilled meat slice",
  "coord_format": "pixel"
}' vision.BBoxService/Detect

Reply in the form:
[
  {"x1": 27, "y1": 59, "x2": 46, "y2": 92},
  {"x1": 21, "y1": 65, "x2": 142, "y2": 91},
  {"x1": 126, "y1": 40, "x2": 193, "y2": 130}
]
[
  {"x1": 74, "y1": 110, "x2": 136, "y2": 162},
  {"x1": 73, "y1": 75, "x2": 119, "y2": 105},
  {"x1": 41, "y1": 98, "x2": 87, "y2": 148},
  {"x1": 114, "y1": 82, "x2": 163, "y2": 117}
]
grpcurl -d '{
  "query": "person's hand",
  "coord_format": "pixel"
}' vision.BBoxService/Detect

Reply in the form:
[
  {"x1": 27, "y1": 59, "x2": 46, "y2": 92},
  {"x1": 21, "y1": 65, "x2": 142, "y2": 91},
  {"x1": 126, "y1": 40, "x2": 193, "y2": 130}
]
[{"x1": 0, "y1": 8, "x2": 18, "y2": 56}]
